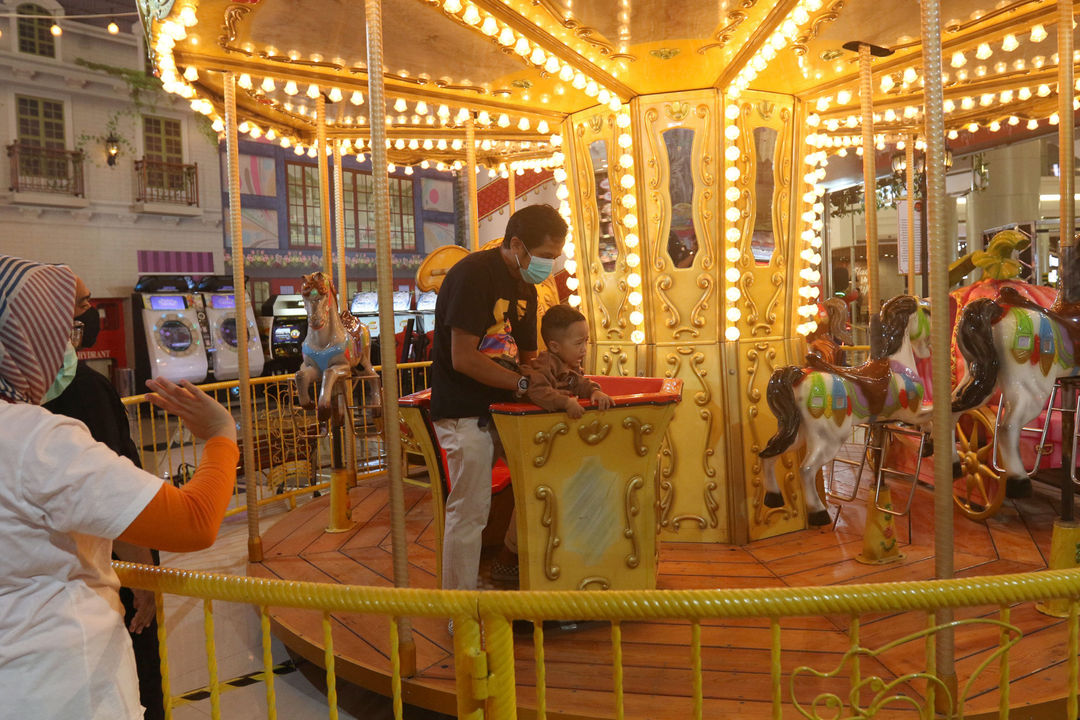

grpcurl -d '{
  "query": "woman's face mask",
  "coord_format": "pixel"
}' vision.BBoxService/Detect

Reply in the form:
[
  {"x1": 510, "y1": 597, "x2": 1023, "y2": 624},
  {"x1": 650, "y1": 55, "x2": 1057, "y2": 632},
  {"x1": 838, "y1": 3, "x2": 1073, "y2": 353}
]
[{"x1": 41, "y1": 342, "x2": 78, "y2": 404}]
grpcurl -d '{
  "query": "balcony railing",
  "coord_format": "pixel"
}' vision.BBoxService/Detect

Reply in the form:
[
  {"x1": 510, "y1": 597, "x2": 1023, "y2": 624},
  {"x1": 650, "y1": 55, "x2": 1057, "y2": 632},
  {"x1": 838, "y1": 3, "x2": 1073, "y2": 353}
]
[
  {"x1": 135, "y1": 158, "x2": 199, "y2": 206},
  {"x1": 6, "y1": 143, "x2": 85, "y2": 196}
]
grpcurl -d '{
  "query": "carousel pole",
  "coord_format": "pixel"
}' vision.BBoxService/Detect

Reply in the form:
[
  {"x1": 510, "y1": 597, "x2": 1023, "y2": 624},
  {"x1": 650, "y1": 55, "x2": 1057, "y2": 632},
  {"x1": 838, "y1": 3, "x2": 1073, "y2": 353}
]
[
  {"x1": 316, "y1": 95, "x2": 333, "y2": 277},
  {"x1": 365, "y1": 0, "x2": 416, "y2": 675},
  {"x1": 465, "y1": 115, "x2": 480, "y2": 250},
  {"x1": 921, "y1": 0, "x2": 957, "y2": 706},
  {"x1": 507, "y1": 169, "x2": 516, "y2": 215},
  {"x1": 333, "y1": 139, "x2": 358, "y2": 488},
  {"x1": 1038, "y1": 0, "x2": 1080, "y2": 620},
  {"x1": 848, "y1": 40, "x2": 901, "y2": 565},
  {"x1": 905, "y1": 134, "x2": 916, "y2": 296},
  {"x1": 223, "y1": 72, "x2": 262, "y2": 563}
]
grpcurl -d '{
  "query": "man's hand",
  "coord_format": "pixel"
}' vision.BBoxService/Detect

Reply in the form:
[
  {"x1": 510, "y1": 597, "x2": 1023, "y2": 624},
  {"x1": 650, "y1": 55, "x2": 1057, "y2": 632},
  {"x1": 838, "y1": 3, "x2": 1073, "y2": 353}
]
[
  {"x1": 565, "y1": 397, "x2": 585, "y2": 419},
  {"x1": 591, "y1": 390, "x2": 614, "y2": 410},
  {"x1": 129, "y1": 589, "x2": 156, "y2": 634}
]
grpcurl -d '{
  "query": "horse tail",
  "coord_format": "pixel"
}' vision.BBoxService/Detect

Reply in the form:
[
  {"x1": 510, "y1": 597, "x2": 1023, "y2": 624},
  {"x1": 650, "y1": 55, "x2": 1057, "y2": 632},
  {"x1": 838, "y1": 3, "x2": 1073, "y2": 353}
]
[
  {"x1": 760, "y1": 366, "x2": 805, "y2": 458},
  {"x1": 952, "y1": 298, "x2": 1005, "y2": 412}
]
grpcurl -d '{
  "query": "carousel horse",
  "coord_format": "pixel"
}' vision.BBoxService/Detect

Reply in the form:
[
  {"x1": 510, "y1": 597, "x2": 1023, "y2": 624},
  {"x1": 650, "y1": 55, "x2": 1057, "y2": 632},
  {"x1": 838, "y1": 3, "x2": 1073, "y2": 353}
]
[
  {"x1": 295, "y1": 272, "x2": 379, "y2": 430},
  {"x1": 952, "y1": 287, "x2": 1080, "y2": 498},
  {"x1": 759, "y1": 295, "x2": 932, "y2": 525},
  {"x1": 806, "y1": 297, "x2": 853, "y2": 364}
]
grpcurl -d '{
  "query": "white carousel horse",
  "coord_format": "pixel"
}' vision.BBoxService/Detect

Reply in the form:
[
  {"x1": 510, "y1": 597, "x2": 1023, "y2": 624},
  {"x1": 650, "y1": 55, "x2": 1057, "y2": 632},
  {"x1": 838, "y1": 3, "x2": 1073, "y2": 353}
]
[
  {"x1": 759, "y1": 295, "x2": 933, "y2": 525},
  {"x1": 951, "y1": 287, "x2": 1080, "y2": 497},
  {"x1": 295, "y1": 272, "x2": 378, "y2": 429}
]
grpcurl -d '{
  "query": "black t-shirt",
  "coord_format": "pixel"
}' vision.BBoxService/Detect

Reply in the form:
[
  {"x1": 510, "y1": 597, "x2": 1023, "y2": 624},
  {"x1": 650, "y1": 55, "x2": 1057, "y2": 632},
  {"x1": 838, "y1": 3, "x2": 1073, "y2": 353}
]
[{"x1": 430, "y1": 247, "x2": 537, "y2": 419}]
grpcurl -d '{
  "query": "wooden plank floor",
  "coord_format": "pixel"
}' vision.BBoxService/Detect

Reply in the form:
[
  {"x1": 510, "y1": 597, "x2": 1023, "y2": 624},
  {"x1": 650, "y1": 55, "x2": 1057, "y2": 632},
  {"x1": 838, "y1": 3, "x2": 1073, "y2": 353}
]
[{"x1": 250, "y1": 460, "x2": 1076, "y2": 720}]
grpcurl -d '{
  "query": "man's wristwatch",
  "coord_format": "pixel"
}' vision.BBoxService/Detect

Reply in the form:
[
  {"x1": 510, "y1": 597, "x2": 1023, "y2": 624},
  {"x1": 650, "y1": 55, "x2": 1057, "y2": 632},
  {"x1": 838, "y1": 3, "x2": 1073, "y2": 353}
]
[{"x1": 515, "y1": 374, "x2": 530, "y2": 397}]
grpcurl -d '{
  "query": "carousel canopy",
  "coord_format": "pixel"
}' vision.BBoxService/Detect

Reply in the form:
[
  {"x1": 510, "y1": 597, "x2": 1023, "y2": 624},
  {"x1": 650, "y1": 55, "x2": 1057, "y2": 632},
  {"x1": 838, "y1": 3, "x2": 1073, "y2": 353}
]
[{"x1": 138, "y1": 0, "x2": 1078, "y2": 164}]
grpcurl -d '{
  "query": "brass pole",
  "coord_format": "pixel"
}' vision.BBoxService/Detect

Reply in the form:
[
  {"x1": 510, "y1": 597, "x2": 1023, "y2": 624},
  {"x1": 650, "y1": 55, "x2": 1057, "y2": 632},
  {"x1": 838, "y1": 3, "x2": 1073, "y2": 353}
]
[
  {"x1": 1058, "y1": 0, "x2": 1077, "y2": 523},
  {"x1": 465, "y1": 116, "x2": 480, "y2": 250},
  {"x1": 507, "y1": 168, "x2": 516, "y2": 215},
  {"x1": 223, "y1": 72, "x2": 262, "y2": 563},
  {"x1": 905, "y1": 135, "x2": 916, "y2": 296},
  {"x1": 859, "y1": 43, "x2": 880, "y2": 312},
  {"x1": 333, "y1": 139, "x2": 358, "y2": 486},
  {"x1": 316, "y1": 95, "x2": 333, "y2": 277},
  {"x1": 365, "y1": 0, "x2": 416, "y2": 675},
  {"x1": 920, "y1": 0, "x2": 956, "y2": 703}
]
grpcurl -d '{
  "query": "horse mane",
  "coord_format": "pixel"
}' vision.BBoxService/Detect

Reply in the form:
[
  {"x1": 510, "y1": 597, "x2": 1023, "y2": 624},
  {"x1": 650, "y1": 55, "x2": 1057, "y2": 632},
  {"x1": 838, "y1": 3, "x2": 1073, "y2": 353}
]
[
  {"x1": 301, "y1": 272, "x2": 338, "y2": 308},
  {"x1": 872, "y1": 295, "x2": 919, "y2": 360}
]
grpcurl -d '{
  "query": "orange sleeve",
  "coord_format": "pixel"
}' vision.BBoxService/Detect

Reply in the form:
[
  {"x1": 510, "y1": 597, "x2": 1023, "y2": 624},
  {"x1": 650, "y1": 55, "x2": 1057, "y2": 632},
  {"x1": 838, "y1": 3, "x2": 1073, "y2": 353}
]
[{"x1": 118, "y1": 437, "x2": 239, "y2": 552}]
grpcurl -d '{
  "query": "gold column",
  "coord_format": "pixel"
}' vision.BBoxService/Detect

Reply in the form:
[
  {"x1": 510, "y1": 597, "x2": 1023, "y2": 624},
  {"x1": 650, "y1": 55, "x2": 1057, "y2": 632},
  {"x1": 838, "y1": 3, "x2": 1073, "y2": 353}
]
[
  {"x1": 223, "y1": 72, "x2": 262, "y2": 563},
  {"x1": 507, "y1": 170, "x2": 516, "y2": 215},
  {"x1": 920, "y1": 0, "x2": 956, "y2": 703},
  {"x1": 905, "y1": 134, "x2": 916, "y2": 296},
  {"x1": 465, "y1": 116, "x2": 480, "y2": 250},
  {"x1": 1060, "y1": 0, "x2": 1075, "y2": 260},
  {"x1": 316, "y1": 95, "x2": 333, "y2": 277},
  {"x1": 333, "y1": 139, "x2": 348, "y2": 310},
  {"x1": 365, "y1": 0, "x2": 415, "y2": 675},
  {"x1": 858, "y1": 44, "x2": 880, "y2": 312}
]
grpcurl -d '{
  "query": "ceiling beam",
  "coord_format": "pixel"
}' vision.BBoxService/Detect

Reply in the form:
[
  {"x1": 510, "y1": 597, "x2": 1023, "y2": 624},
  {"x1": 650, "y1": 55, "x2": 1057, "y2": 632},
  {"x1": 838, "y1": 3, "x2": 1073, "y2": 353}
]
[
  {"x1": 803, "y1": 3, "x2": 1076, "y2": 99},
  {"x1": 714, "y1": 0, "x2": 801, "y2": 89},
  {"x1": 466, "y1": 0, "x2": 637, "y2": 99},
  {"x1": 174, "y1": 51, "x2": 567, "y2": 121}
]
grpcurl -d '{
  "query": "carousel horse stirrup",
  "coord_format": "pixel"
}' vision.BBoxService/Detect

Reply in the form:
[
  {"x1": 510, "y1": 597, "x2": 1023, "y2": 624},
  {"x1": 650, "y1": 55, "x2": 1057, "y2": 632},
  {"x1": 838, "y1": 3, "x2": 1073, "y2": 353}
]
[
  {"x1": 763, "y1": 491, "x2": 785, "y2": 508},
  {"x1": 807, "y1": 509, "x2": 832, "y2": 526},
  {"x1": 872, "y1": 422, "x2": 926, "y2": 518}
]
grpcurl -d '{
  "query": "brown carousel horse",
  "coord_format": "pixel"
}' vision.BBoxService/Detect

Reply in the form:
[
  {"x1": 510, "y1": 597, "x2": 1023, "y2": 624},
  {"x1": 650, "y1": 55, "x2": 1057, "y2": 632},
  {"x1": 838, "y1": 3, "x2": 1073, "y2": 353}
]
[{"x1": 295, "y1": 272, "x2": 379, "y2": 430}]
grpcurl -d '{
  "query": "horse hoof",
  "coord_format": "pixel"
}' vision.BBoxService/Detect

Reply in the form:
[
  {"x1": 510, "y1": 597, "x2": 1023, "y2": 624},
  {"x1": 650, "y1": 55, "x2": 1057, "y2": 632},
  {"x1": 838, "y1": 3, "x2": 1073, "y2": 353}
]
[
  {"x1": 1005, "y1": 476, "x2": 1033, "y2": 499},
  {"x1": 807, "y1": 509, "x2": 832, "y2": 526},
  {"x1": 763, "y1": 491, "x2": 785, "y2": 508},
  {"x1": 952, "y1": 461, "x2": 963, "y2": 478}
]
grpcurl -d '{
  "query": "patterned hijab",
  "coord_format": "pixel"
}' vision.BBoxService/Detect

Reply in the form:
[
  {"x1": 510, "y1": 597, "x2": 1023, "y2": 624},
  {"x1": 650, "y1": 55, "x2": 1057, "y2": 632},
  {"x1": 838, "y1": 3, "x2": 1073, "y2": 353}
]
[{"x1": 0, "y1": 256, "x2": 76, "y2": 404}]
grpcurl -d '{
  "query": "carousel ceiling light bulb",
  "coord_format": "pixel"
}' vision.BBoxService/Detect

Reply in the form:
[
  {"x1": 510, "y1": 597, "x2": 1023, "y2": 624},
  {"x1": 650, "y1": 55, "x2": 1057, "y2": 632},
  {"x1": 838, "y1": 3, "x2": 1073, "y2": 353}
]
[
  {"x1": 627, "y1": 272, "x2": 642, "y2": 288},
  {"x1": 280, "y1": 136, "x2": 291, "y2": 148},
  {"x1": 437, "y1": 139, "x2": 448, "y2": 150},
  {"x1": 885, "y1": 108, "x2": 899, "y2": 121},
  {"x1": 394, "y1": 139, "x2": 405, "y2": 149},
  {"x1": 979, "y1": 93, "x2": 994, "y2": 106},
  {"x1": 974, "y1": 65, "x2": 987, "y2": 77},
  {"x1": 497, "y1": 114, "x2": 510, "y2": 127},
  {"x1": 328, "y1": 87, "x2": 343, "y2": 103},
  {"x1": 476, "y1": 110, "x2": 490, "y2": 125},
  {"x1": 960, "y1": 96, "x2": 974, "y2": 110},
  {"x1": 420, "y1": 160, "x2": 430, "y2": 169},
  {"x1": 565, "y1": 276, "x2": 579, "y2": 291},
  {"x1": 975, "y1": 42, "x2": 992, "y2": 60},
  {"x1": 513, "y1": 37, "x2": 530, "y2": 56},
  {"x1": 725, "y1": 206, "x2": 741, "y2": 222},
  {"x1": 725, "y1": 228, "x2": 740, "y2": 243},
  {"x1": 443, "y1": 0, "x2": 462, "y2": 12},
  {"x1": 967, "y1": 122, "x2": 979, "y2": 133},
  {"x1": 1033, "y1": 55, "x2": 1045, "y2": 68},
  {"x1": 1037, "y1": 84, "x2": 1051, "y2": 97},
  {"x1": 211, "y1": 118, "x2": 225, "y2": 132},
  {"x1": 951, "y1": 51, "x2": 966, "y2": 68},
  {"x1": 238, "y1": 73, "x2": 253, "y2": 89},
  {"x1": 903, "y1": 67, "x2": 918, "y2": 85},
  {"x1": 1027, "y1": 120, "x2": 1039, "y2": 131},
  {"x1": 1008, "y1": 115, "x2": 1020, "y2": 125},
  {"x1": 260, "y1": 76, "x2": 275, "y2": 92},
  {"x1": 392, "y1": 97, "x2": 407, "y2": 113},
  {"x1": 517, "y1": 117, "x2": 530, "y2": 130},
  {"x1": 349, "y1": 91, "x2": 364, "y2": 105},
  {"x1": 306, "y1": 84, "x2": 320, "y2": 98},
  {"x1": 183, "y1": 66, "x2": 199, "y2": 82},
  {"x1": 1030, "y1": 23, "x2": 1047, "y2": 42},
  {"x1": 725, "y1": 286, "x2": 741, "y2": 302},
  {"x1": 989, "y1": 121, "x2": 1001, "y2": 132},
  {"x1": 620, "y1": 194, "x2": 636, "y2": 209},
  {"x1": 462, "y1": 4, "x2": 481, "y2": 24},
  {"x1": 422, "y1": 139, "x2": 434, "y2": 150},
  {"x1": 626, "y1": 254, "x2": 641, "y2": 270},
  {"x1": 1000, "y1": 89, "x2": 1013, "y2": 103},
  {"x1": 726, "y1": 187, "x2": 741, "y2": 202},
  {"x1": 307, "y1": 146, "x2": 317, "y2": 158},
  {"x1": 1050, "y1": 112, "x2": 1059, "y2": 124},
  {"x1": 624, "y1": 232, "x2": 640, "y2": 248},
  {"x1": 994, "y1": 61, "x2": 1007, "y2": 74},
  {"x1": 836, "y1": 90, "x2": 852, "y2": 105},
  {"x1": 536, "y1": 120, "x2": 550, "y2": 134},
  {"x1": 947, "y1": 129, "x2": 958, "y2": 139},
  {"x1": 481, "y1": 16, "x2": 499, "y2": 35},
  {"x1": 1017, "y1": 86, "x2": 1032, "y2": 100},
  {"x1": 529, "y1": 48, "x2": 546, "y2": 65},
  {"x1": 880, "y1": 74, "x2": 895, "y2": 93}
]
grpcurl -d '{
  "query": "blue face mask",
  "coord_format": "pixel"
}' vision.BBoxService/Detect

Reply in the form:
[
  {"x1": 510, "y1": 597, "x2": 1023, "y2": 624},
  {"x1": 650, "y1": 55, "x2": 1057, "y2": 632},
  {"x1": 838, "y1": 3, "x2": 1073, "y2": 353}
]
[
  {"x1": 41, "y1": 342, "x2": 78, "y2": 404},
  {"x1": 517, "y1": 247, "x2": 555, "y2": 285}
]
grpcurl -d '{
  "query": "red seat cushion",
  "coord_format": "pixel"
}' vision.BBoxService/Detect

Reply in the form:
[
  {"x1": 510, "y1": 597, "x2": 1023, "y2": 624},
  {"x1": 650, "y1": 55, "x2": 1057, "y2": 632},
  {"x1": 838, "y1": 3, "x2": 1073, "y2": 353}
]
[{"x1": 438, "y1": 446, "x2": 512, "y2": 494}]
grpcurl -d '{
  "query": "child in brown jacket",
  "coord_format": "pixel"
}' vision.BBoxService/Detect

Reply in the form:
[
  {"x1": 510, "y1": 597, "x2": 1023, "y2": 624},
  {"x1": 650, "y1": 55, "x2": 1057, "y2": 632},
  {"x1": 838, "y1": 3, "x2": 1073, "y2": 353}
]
[{"x1": 524, "y1": 305, "x2": 613, "y2": 418}]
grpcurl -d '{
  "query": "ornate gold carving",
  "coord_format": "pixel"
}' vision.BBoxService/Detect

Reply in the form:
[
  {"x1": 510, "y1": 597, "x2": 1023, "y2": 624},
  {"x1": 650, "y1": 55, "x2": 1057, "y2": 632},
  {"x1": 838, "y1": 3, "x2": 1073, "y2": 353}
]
[
  {"x1": 599, "y1": 346, "x2": 629, "y2": 376},
  {"x1": 654, "y1": 274, "x2": 680, "y2": 330},
  {"x1": 578, "y1": 420, "x2": 611, "y2": 445},
  {"x1": 695, "y1": 103, "x2": 716, "y2": 272},
  {"x1": 704, "y1": 480, "x2": 720, "y2": 527},
  {"x1": 698, "y1": 10, "x2": 748, "y2": 54},
  {"x1": 577, "y1": 576, "x2": 611, "y2": 590},
  {"x1": 532, "y1": 422, "x2": 569, "y2": 467},
  {"x1": 588, "y1": 115, "x2": 604, "y2": 134},
  {"x1": 791, "y1": 0, "x2": 845, "y2": 56},
  {"x1": 687, "y1": 274, "x2": 714, "y2": 337},
  {"x1": 219, "y1": 4, "x2": 251, "y2": 45},
  {"x1": 650, "y1": 48, "x2": 681, "y2": 60},
  {"x1": 535, "y1": 486, "x2": 561, "y2": 580},
  {"x1": 623, "y1": 475, "x2": 643, "y2": 568},
  {"x1": 671, "y1": 513, "x2": 708, "y2": 531},
  {"x1": 664, "y1": 102, "x2": 691, "y2": 121},
  {"x1": 658, "y1": 429, "x2": 675, "y2": 528},
  {"x1": 622, "y1": 416, "x2": 655, "y2": 457},
  {"x1": 398, "y1": 420, "x2": 423, "y2": 455},
  {"x1": 642, "y1": 108, "x2": 668, "y2": 275},
  {"x1": 700, "y1": 409, "x2": 717, "y2": 478}
]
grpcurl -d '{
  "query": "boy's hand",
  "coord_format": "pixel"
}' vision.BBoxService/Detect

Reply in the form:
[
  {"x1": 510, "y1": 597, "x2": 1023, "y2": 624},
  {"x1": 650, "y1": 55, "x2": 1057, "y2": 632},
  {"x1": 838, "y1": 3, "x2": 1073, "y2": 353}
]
[
  {"x1": 565, "y1": 397, "x2": 585, "y2": 419},
  {"x1": 591, "y1": 390, "x2": 614, "y2": 410}
]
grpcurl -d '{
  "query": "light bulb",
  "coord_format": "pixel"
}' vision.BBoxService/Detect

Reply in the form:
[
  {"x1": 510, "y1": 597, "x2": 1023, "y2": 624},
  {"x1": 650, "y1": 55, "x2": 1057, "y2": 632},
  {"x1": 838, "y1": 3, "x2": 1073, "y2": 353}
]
[
  {"x1": 350, "y1": 91, "x2": 364, "y2": 105},
  {"x1": 238, "y1": 74, "x2": 253, "y2": 89},
  {"x1": 1030, "y1": 24, "x2": 1047, "y2": 42},
  {"x1": 950, "y1": 51, "x2": 966, "y2": 68},
  {"x1": 50, "y1": 23, "x2": 61, "y2": 36},
  {"x1": 630, "y1": 330, "x2": 645, "y2": 344},
  {"x1": 107, "y1": 22, "x2": 119, "y2": 34},
  {"x1": 306, "y1": 84, "x2": 320, "y2": 99},
  {"x1": 975, "y1": 43, "x2": 992, "y2": 60},
  {"x1": 1002, "y1": 34, "x2": 1018, "y2": 52}
]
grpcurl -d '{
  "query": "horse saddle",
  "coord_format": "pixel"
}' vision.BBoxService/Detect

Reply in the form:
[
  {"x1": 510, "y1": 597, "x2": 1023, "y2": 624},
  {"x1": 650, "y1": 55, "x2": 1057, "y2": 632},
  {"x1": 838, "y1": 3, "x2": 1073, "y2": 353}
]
[
  {"x1": 998, "y1": 286, "x2": 1080, "y2": 347},
  {"x1": 805, "y1": 354, "x2": 891, "y2": 417}
]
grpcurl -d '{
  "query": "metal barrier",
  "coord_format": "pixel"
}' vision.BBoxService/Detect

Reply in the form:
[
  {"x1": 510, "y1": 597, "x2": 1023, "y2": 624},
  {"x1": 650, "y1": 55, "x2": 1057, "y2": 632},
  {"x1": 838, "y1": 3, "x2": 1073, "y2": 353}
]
[
  {"x1": 115, "y1": 560, "x2": 1080, "y2": 720},
  {"x1": 121, "y1": 362, "x2": 431, "y2": 518}
]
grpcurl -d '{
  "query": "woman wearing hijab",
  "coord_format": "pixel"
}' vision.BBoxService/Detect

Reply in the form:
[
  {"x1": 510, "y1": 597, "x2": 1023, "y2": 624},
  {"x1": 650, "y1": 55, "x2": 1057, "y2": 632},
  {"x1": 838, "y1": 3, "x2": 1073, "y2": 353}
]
[{"x1": 0, "y1": 255, "x2": 239, "y2": 719}]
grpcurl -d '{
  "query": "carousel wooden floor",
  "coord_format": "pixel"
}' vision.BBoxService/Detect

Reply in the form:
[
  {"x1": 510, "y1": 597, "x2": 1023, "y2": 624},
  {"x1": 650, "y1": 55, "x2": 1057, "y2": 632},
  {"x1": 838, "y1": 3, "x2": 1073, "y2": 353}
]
[{"x1": 249, "y1": 463, "x2": 1076, "y2": 720}]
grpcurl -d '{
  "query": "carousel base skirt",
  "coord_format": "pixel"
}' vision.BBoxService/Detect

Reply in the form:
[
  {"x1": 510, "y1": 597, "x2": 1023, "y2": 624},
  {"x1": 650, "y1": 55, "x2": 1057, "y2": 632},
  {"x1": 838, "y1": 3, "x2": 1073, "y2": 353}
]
[{"x1": 250, "y1": 469, "x2": 1069, "y2": 720}]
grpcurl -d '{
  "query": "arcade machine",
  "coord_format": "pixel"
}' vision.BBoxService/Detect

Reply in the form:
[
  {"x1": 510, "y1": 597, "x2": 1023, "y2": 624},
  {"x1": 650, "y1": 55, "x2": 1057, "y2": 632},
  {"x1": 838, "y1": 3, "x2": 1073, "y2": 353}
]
[
  {"x1": 415, "y1": 290, "x2": 437, "y2": 361},
  {"x1": 132, "y1": 275, "x2": 208, "y2": 389},
  {"x1": 262, "y1": 294, "x2": 307, "y2": 375},
  {"x1": 196, "y1": 275, "x2": 264, "y2": 381},
  {"x1": 349, "y1": 289, "x2": 424, "y2": 361}
]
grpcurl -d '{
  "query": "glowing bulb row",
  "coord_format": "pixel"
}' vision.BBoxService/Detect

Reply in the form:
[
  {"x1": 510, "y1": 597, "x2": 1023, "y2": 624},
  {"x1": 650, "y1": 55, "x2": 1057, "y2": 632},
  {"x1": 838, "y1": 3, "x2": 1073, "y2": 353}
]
[
  {"x1": 609, "y1": 111, "x2": 645, "y2": 345},
  {"x1": 722, "y1": 100, "x2": 744, "y2": 342},
  {"x1": 796, "y1": 129, "x2": 827, "y2": 336},
  {"x1": 544, "y1": 139, "x2": 581, "y2": 310},
  {"x1": 438, "y1": 0, "x2": 624, "y2": 111},
  {"x1": 728, "y1": 0, "x2": 824, "y2": 97}
]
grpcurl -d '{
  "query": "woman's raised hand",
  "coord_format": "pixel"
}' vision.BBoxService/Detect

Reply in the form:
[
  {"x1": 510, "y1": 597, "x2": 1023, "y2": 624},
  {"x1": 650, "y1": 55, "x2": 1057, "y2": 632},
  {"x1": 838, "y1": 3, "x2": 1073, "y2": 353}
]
[{"x1": 145, "y1": 378, "x2": 237, "y2": 443}]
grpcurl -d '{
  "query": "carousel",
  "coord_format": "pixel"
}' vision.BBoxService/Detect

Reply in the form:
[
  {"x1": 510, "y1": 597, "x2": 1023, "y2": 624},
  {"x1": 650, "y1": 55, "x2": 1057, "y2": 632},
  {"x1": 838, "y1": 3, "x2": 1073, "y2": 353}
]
[{"x1": 136, "y1": 0, "x2": 1080, "y2": 716}]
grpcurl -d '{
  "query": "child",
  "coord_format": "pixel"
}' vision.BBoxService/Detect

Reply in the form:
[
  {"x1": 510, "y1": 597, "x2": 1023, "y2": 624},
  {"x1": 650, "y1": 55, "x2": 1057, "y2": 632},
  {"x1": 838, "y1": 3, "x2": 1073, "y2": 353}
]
[{"x1": 525, "y1": 305, "x2": 613, "y2": 418}]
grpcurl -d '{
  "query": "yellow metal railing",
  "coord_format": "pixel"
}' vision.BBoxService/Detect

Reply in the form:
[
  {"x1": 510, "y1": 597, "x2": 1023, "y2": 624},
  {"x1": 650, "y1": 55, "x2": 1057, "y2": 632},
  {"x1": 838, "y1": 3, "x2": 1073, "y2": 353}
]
[
  {"x1": 117, "y1": 561, "x2": 1080, "y2": 720},
  {"x1": 121, "y1": 363, "x2": 431, "y2": 518}
]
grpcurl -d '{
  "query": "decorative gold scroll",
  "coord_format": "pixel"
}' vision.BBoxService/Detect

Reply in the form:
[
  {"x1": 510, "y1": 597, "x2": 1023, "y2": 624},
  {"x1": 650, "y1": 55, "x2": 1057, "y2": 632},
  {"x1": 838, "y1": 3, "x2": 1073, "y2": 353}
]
[
  {"x1": 535, "y1": 486, "x2": 561, "y2": 581},
  {"x1": 533, "y1": 421, "x2": 569, "y2": 468},
  {"x1": 623, "y1": 475, "x2": 643, "y2": 568}
]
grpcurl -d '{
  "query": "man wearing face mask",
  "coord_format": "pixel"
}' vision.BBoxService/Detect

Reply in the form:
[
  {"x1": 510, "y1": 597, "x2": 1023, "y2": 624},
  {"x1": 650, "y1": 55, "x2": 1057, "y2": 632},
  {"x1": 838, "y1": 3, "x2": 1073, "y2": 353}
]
[
  {"x1": 430, "y1": 204, "x2": 567, "y2": 597},
  {"x1": 43, "y1": 280, "x2": 165, "y2": 720}
]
